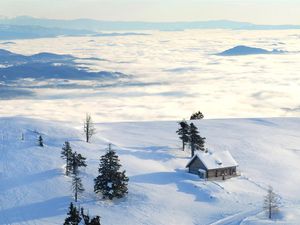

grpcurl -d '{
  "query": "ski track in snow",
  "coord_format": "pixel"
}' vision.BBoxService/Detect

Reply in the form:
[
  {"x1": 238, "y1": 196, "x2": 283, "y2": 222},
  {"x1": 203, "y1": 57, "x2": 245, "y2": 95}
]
[{"x1": 208, "y1": 209, "x2": 262, "y2": 225}]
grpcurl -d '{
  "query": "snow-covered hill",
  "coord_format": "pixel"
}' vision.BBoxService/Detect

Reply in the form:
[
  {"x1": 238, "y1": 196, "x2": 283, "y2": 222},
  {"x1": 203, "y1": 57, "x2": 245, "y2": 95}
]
[{"x1": 0, "y1": 117, "x2": 300, "y2": 224}]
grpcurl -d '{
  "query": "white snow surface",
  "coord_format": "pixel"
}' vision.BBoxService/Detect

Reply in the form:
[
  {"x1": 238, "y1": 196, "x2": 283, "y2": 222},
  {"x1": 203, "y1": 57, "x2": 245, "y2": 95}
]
[
  {"x1": 0, "y1": 116, "x2": 300, "y2": 224},
  {"x1": 187, "y1": 150, "x2": 238, "y2": 170}
]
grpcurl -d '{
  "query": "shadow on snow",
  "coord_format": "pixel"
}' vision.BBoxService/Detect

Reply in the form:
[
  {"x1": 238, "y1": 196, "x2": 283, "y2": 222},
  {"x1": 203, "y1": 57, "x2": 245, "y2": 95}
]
[
  {"x1": 0, "y1": 196, "x2": 70, "y2": 224},
  {"x1": 130, "y1": 170, "x2": 215, "y2": 202}
]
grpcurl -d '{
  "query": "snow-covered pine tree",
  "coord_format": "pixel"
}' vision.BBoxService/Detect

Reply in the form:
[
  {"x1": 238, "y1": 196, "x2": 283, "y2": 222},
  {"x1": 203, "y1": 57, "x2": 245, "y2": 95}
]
[
  {"x1": 264, "y1": 186, "x2": 280, "y2": 219},
  {"x1": 71, "y1": 152, "x2": 87, "y2": 175},
  {"x1": 176, "y1": 120, "x2": 190, "y2": 151},
  {"x1": 94, "y1": 144, "x2": 129, "y2": 200},
  {"x1": 189, "y1": 123, "x2": 206, "y2": 157},
  {"x1": 72, "y1": 173, "x2": 85, "y2": 202},
  {"x1": 84, "y1": 113, "x2": 96, "y2": 143},
  {"x1": 61, "y1": 141, "x2": 73, "y2": 175},
  {"x1": 64, "y1": 202, "x2": 81, "y2": 225},
  {"x1": 89, "y1": 216, "x2": 101, "y2": 225},
  {"x1": 81, "y1": 208, "x2": 101, "y2": 225},
  {"x1": 81, "y1": 207, "x2": 90, "y2": 225},
  {"x1": 38, "y1": 135, "x2": 44, "y2": 147},
  {"x1": 190, "y1": 111, "x2": 204, "y2": 120}
]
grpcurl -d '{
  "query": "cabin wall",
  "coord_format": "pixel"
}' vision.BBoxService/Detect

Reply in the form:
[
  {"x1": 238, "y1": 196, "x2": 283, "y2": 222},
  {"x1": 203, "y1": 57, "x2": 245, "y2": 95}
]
[
  {"x1": 188, "y1": 157, "x2": 207, "y2": 175},
  {"x1": 207, "y1": 167, "x2": 237, "y2": 178}
]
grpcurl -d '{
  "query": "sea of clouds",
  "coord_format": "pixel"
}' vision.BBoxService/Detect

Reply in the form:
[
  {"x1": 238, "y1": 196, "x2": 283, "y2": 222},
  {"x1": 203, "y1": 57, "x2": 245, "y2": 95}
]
[{"x1": 0, "y1": 29, "x2": 299, "y2": 122}]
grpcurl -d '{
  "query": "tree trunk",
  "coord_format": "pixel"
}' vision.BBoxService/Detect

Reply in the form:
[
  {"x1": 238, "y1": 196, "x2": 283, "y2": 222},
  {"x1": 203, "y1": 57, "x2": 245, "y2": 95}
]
[
  {"x1": 66, "y1": 158, "x2": 68, "y2": 175},
  {"x1": 191, "y1": 143, "x2": 195, "y2": 157},
  {"x1": 75, "y1": 189, "x2": 78, "y2": 202},
  {"x1": 86, "y1": 126, "x2": 89, "y2": 143},
  {"x1": 182, "y1": 141, "x2": 185, "y2": 151}
]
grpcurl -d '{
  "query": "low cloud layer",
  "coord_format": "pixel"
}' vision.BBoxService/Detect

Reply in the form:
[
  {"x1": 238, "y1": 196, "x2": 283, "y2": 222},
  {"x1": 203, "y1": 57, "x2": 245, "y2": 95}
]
[{"x1": 0, "y1": 29, "x2": 299, "y2": 122}]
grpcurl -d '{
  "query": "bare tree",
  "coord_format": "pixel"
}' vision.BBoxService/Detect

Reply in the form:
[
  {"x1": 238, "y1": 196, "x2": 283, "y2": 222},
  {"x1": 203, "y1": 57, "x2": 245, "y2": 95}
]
[
  {"x1": 263, "y1": 186, "x2": 280, "y2": 219},
  {"x1": 84, "y1": 114, "x2": 96, "y2": 143}
]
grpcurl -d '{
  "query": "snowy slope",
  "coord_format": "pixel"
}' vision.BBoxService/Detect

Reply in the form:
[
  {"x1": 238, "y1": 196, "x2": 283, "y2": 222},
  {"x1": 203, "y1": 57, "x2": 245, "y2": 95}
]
[{"x1": 0, "y1": 117, "x2": 300, "y2": 225}]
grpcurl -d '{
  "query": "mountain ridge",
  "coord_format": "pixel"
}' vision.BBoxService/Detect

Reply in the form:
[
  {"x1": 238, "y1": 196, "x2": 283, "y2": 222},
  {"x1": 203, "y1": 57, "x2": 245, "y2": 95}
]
[
  {"x1": 218, "y1": 45, "x2": 286, "y2": 56},
  {"x1": 1, "y1": 16, "x2": 300, "y2": 31}
]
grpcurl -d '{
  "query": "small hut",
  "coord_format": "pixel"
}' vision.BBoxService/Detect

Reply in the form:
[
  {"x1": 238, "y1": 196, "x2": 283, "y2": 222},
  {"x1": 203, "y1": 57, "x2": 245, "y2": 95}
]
[{"x1": 186, "y1": 150, "x2": 238, "y2": 180}]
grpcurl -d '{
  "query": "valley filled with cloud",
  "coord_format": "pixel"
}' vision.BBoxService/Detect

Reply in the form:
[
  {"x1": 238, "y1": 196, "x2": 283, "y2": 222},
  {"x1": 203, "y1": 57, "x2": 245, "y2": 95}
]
[{"x1": 0, "y1": 29, "x2": 299, "y2": 122}]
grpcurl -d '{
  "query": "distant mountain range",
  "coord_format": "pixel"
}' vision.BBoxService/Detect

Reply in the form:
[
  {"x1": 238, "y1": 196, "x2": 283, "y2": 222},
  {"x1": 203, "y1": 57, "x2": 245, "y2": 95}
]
[
  {"x1": 1, "y1": 16, "x2": 300, "y2": 31},
  {"x1": 0, "y1": 49, "x2": 127, "y2": 83},
  {"x1": 1, "y1": 16, "x2": 300, "y2": 40},
  {"x1": 0, "y1": 24, "x2": 96, "y2": 40}
]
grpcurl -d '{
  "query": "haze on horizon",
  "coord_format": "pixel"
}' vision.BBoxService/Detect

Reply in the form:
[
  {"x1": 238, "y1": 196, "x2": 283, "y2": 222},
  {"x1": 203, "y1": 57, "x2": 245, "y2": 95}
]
[{"x1": 0, "y1": 0, "x2": 300, "y2": 25}]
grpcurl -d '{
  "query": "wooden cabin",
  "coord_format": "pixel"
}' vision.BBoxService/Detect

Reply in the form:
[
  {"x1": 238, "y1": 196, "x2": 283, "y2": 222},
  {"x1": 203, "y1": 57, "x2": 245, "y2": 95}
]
[{"x1": 186, "y1": 150, "x2": 238, "y2": 180}]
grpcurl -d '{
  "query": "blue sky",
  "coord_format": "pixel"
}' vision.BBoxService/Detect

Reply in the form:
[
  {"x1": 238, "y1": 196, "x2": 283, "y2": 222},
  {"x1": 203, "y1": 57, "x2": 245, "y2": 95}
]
[{"x1": 0, "y1": 0, "x2": 299, "y2": 24}]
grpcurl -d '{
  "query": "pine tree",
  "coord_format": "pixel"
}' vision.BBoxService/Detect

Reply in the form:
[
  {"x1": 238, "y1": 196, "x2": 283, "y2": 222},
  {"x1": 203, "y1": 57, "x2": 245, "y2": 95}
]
[
  {"x1": 89, "y1": 216, "x2": 101, "y2": 225},
  {"x1": 263, "y1": 186, "x2": 280, "y2": 219},
  {"x1": 71, "y1": 152, "x2": 87, "y2": 175},
  {"x1": 81, "y1": 207, "x2": 90, "y2": 225},
  {"x1": 84, "y1": 113, "x2": 96, "y2": 143},
  {"x1": 64, "y1": 202, "x2": 81, "y2": 225},
  {"x1": 38, "y1": 135, "x2": 44, "y2": 147},
  {"x1": 176, "y1": 120, "x2": 190, "y2": 151},
  {"x1": 72, "y1": 174, "x2": 85, "y2": 202},
  {"x1": 190, "y1": 111, "x2": 204, "y2": 120},
  {"x1": 81, "y1": 208, "x2": 101, "y2": 225},
  {"x1": 189, "y1": 123, "x2": 206, "y2": 157},
  {"x1": 61, "y1": 141, "x2": 73, "y2": 175},
  {"x1": 94, "y1": 144, "x2": 129, "y2": 200}
]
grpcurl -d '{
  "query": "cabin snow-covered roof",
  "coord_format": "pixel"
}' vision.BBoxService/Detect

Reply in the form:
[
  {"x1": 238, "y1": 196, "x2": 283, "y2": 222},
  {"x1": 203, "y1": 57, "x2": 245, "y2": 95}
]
[{"x1": 186, "y1": 150, "x2": 238, "y2": 170}]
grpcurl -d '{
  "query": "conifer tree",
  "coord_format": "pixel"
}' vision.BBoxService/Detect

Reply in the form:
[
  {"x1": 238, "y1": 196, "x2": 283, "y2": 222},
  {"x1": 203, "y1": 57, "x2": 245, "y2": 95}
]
[
  {"x1": 71, "y1": 152, "x2": 87, "y2": 175},
  {"x1": 81, "y1": 208, "x2": 101, "y2": 225},
  {"x1": 38, "y1": 135, "x2": 44, "y2": 147},
  {"x1": 84, "y1": 113, "x2": 96, "y2": 143},
  {"x1": 190, "y1": 111, "x2": 204, "y2": 120},
  {"x1": 94, "y1": 144, "x2": 129, "y2": 200},
  {"x1": 189, "y1": 123, "x2": 206, "y2": 157},
  {"x1": 61, "y1": 141, "x2": 73, "y2": 175},
  {"x1": 176, "y1": 120, "x2": 190, "y2": 151},
  {"x1": 72, "y1": 173, "x2": 85, "y2": 202},
  {"x1": 64, "y1": 202, "x2": 81, "y2": 225},
  {"x1": 89, "y1": 216, "x2": 101, "y2": 225},
  {"x1": 81, "y1": 207, "x2": 90, "y2": 225}
]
